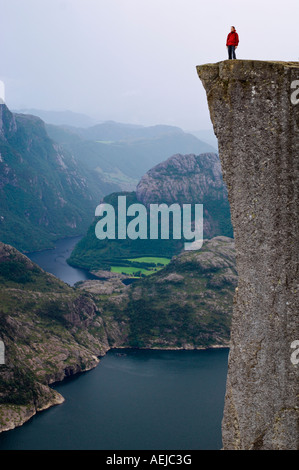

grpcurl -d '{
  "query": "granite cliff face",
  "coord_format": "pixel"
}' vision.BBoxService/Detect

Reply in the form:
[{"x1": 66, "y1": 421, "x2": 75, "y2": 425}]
[
  {"x1": 136, "y1": 153, "x2": 232, "y2": 238},
  {"x1": 197, "y1": 60, "x2": 299, "y2": 450},
  {"x1": 136, "y1": 153, "x2": 223, "y2": 206}
]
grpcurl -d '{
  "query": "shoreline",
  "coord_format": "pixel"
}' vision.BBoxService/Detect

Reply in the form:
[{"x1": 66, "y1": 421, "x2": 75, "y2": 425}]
[
  {"x1": 0, "y1": 344, "x2": 229, "y2": 435},
  {"x1": 111, "y1": 344, "x2": 230, "y2": 352},
  {"x1": 0, "y1": 389, "x2": 64, "y2": 434}
]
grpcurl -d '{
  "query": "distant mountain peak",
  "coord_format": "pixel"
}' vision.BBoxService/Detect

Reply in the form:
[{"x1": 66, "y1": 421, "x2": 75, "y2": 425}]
[
  {"x1": 11, "y1": 108, "x2": 98, "y2": 128},
  {"x1": 0, "y1": 104, "x2": 17, "y2": 140}
]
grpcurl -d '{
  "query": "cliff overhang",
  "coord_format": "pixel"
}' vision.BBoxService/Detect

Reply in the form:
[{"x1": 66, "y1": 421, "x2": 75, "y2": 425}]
[{"x1": 197, "y1": 60, "x2": 299, "y2": 450}]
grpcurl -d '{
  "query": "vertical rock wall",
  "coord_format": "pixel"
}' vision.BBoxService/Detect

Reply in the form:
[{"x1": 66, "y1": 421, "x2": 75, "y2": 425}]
[{"x1": 197, "y1": 60, "x2": 299, "y2": 450}]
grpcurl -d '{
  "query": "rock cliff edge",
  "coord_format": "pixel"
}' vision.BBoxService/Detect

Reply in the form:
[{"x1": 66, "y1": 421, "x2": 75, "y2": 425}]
[{"x1": 197, "y1": 60, "x2": 299, "y2": 450}]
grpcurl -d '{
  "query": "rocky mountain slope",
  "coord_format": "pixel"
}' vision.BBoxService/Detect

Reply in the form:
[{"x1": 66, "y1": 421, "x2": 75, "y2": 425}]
[
  {"x1": 197, "y1": 60, "x2": 299, "y2": 450},
  {"x1": 0, "y1": 236, "x2": 236, "y2": 433},
  {"x1": 79, "y1": 236, "x2": 237, "y2": 350},
  {"x1": 68, "y1": 153, "x2": 233, "y2": 272},
  {"x1": 0, "y1": 104, "x2": 117, "y2": 252},
  {"x1": 136, "y1": 153, "x2": 232, "y2": 237},
  {"x1": 0, "y1": 241, "x2": 125, "y2": 432}
]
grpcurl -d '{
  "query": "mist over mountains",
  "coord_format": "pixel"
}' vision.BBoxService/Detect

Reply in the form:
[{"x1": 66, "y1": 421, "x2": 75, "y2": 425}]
[
  {"x1": 14, "y1": 109, "x2": 217, "y2": 149},
  {"x1": 46, "y1": 120, "x2": 216, "y2": 190},
  {"x1": 12, "y1": 109, "x2": 99, "y2": 129},
  {"x1": 0, "y1": 105, "x2": 117, "y2": 252},
  {"x1": 0, "y1": 104, "x2": 220, "y2": 253},
  {"x1": 69, "y1": 153, "x2": 232, "y2": 273},
  {"x1": 0, "y1": 103, "x2": 235, "y2": 438}
]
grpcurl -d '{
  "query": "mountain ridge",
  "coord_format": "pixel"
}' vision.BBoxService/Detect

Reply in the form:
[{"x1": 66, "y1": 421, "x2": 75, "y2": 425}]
[
  {"x1": 46, "y1": 121, "x2": 217, "y2": 189},
  {"x1": 68, "y1": 152, "x2": 233, "y2": 272},
  {"x1": 0, "y1": 236, "x2": 236, "y2": 432},
  {"x1": 0, "y1": 104, "x2": 118, "y2": 252}
]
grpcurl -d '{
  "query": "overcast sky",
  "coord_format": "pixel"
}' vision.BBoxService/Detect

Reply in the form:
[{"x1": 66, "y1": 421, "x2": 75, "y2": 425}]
[{"x1": 1, "y1": 0, "x2": 298, "y2": 130}]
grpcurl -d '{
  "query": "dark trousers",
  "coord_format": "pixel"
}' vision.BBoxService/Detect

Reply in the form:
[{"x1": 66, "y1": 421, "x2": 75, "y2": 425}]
[{"x1": 228, "y1": 45, "x2": 236, "y2": 59}]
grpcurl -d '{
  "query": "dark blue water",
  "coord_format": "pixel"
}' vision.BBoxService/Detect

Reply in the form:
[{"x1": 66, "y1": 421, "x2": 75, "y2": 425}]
[
  {"x1": 27, "y1": 236, "x2": 98, "y2": 286},
  {"x1": 0, "y1": 348, "x2": 228, "y2": 450},
  {"x1": 0, "y1": 237, "x2": 229, "y2": 450}
]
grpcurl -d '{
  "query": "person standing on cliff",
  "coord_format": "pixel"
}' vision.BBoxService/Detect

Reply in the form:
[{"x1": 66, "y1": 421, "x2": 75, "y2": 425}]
[{"x1": 226, "y1": 26, "x2": 239, "y2": 59}]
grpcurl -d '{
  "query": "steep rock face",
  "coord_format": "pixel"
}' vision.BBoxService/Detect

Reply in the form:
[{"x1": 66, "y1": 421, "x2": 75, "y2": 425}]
[
  {"x1": 0, "y1": 242, "x2": 116, "y2": 432},
  {"x1": 136, "y1": 153, "x2": 232, "y2": 238},
  {"x1": 81, "y1": 236, "x2": 237, "y2": 350},
  {"x1": 197, "y1": 60, "x2": 299, "y2": 449},
  {"x1": 0, "y1": 104, "x2": 110, "y2": 252},
  {"x1": 0, "y1": 104, "x2": 17, "y2": 139},
  {"x1": 69, "y1": 153, "x2": 233, "y2": 272},
  {"x1": 0, "y1": 236, "x2": 236, "y2": 433}
]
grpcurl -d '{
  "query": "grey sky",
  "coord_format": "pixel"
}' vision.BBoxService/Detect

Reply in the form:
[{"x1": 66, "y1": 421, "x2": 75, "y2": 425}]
[{"x1": 1, "y1": 0, "x2": 298, "y2": 130}]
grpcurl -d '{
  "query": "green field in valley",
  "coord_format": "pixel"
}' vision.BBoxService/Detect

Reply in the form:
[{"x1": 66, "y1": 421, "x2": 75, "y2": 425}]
[
  {"x1": 127, "y1": 257, "x2": 170, "y2": 265},
  {"x1": 111, "y1": 256, "x2": 171, "y2": 277}
]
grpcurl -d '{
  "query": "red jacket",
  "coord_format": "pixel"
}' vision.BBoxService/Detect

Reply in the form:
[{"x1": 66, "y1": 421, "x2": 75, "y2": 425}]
[{"x1": 226, "y1": 31, "x2": 239, "y2": 46}]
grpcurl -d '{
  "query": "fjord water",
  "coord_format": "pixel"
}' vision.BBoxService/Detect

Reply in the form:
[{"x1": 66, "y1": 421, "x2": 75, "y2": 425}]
[
  {"x1": 0, "y1": 349, "x2": 228, "y2": 450},
  {"x1": 0, "y1": 237, "x2": 229, "y2": 450},
  {"x1": 27, "y1": 236, "x2": 97, "y2": 286}
]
